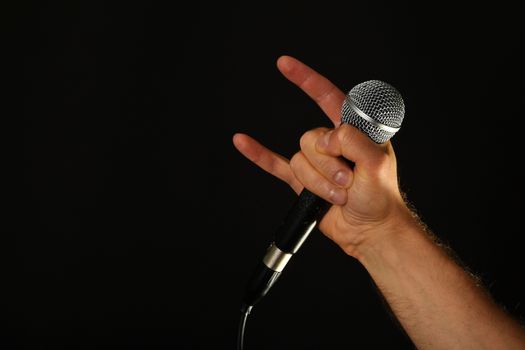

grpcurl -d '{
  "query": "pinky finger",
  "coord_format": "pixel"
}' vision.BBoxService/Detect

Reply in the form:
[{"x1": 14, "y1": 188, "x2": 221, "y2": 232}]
[{"x1": 233, "y1": 133, "x2": 303, "y2": 194}]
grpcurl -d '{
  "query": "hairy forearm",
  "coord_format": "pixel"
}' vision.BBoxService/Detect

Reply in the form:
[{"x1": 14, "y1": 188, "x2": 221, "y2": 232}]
[{"x1": 355, "y1": 211, "x2": 525, "y2": 349}]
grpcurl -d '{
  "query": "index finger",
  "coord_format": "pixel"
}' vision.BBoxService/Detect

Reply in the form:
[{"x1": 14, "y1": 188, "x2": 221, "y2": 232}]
[{"x1": 277, "y1": 55, "x2": 346, "y2": 126}]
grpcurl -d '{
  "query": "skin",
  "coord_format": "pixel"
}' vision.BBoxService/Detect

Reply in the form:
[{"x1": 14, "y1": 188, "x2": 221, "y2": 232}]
[{"x1": 233, "y1": 56, "x2": 525, "y2": 349}]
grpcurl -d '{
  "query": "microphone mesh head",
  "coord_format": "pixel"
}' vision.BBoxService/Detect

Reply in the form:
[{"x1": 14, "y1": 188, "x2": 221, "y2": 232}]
[{"x1": 341, "y1": 80, "x2": 405, "y2": 144}]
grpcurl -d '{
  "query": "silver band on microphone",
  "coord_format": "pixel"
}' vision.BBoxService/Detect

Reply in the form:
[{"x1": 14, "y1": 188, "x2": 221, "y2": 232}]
[
  {"x1": 347, "y1": 98, "x2": 400, "y2": 133},
  {"x1": 263, "y1": 243, "x2": 293, "y2": 272}
]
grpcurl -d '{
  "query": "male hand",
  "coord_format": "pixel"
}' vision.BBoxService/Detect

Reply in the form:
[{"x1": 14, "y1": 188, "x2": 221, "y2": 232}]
[{"x1": 233, "y1": 56, "x2": 413, "y2": 258}]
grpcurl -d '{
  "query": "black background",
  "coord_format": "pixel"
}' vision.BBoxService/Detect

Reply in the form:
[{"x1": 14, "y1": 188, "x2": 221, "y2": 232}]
[{"x1": 10, "y1": 0, "x2": 525, "y2": 348}]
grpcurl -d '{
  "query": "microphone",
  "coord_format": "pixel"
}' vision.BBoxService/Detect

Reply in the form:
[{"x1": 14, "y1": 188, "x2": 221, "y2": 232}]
[{"x1": 241, "y1": 80, "x2": 405, "y2": 311}]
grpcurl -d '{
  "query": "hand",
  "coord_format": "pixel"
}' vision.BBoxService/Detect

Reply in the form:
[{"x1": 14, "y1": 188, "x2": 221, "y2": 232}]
[{"x1": 233, "y1": 56, "x2": 413, "y2": 258}]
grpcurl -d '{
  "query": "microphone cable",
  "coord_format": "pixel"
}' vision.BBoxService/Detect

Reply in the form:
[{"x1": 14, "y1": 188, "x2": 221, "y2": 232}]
[{"x1": 237, "y1": 304, "x2": 252, "y2": 350}]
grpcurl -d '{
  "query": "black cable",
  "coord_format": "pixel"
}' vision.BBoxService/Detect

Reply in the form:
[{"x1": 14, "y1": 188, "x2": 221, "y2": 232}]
[{"x1": 237, "y1": 304, "x2": 252, "y2": 350}]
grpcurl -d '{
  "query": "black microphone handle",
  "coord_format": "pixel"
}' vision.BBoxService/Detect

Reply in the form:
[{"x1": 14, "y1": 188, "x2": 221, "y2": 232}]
[
  {"x1": 242, "y1": 189, "x2": 331, "y2": 308},
  {"x1": 275, "y1": 189, "x2": 331, "y2": 252}
]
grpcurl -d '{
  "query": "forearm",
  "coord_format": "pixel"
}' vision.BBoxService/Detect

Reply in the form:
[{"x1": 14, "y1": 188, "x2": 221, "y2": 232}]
[{"x1": 355, "y1": 210, "x2": 525, "y2": 349}]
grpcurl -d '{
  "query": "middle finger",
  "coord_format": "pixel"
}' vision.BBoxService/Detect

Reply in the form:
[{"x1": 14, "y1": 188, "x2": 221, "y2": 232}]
[{"x1": 299, "y1": 128, "x2": 354, "y2": 189}]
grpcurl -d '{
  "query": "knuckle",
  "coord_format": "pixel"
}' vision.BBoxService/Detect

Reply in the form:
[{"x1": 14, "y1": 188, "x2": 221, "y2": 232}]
[
  {"x1": 289, "y1": 152, "x2": 303, "y2": 171},
  {"x1": 336, "y1": 124, "x2": 357, "y2": 148},
  {"x1": 298, "y1": 130, "x2": 313, "y2": 150},
  {"x1": 299, "y1": 132, "x2": 311, "y2": 150},
  {"x1": 299, "y1": 130, "x2": 315, "y2": 149},
  {"x1": 300, "y1": 128, "x2": 329, "y2": 150}
]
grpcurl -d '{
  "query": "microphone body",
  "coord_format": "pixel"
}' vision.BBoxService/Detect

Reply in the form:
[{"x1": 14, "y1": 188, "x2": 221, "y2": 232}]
[
  {"x1": 242, "y1": 189, "x2": 329, "y2": 307},
  {"x1": 241, "y1": 80, "x2": 405, "y2": 310}
]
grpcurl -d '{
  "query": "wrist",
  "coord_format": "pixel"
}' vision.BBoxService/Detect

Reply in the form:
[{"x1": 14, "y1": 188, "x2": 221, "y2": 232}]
[{"x1": 350, "y1": 204, "x2": 422, "y2": 266}]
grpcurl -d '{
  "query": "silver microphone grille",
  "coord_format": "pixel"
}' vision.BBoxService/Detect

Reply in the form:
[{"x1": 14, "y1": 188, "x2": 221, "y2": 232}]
[{"x1": 341, "y1": 80, "x2": 405, "y2": 144}]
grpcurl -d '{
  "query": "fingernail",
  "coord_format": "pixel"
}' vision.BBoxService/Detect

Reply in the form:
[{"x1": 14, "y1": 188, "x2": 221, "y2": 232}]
[
  {"x1": 329, "y1": 188, "x2": 347, "y2": 205},
  {"x1": 334, "y1": 171, "x2": 348, "y2": 186},
  {"x1": 318, "y1": 131, "x2": 332, "y2": 149}
]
